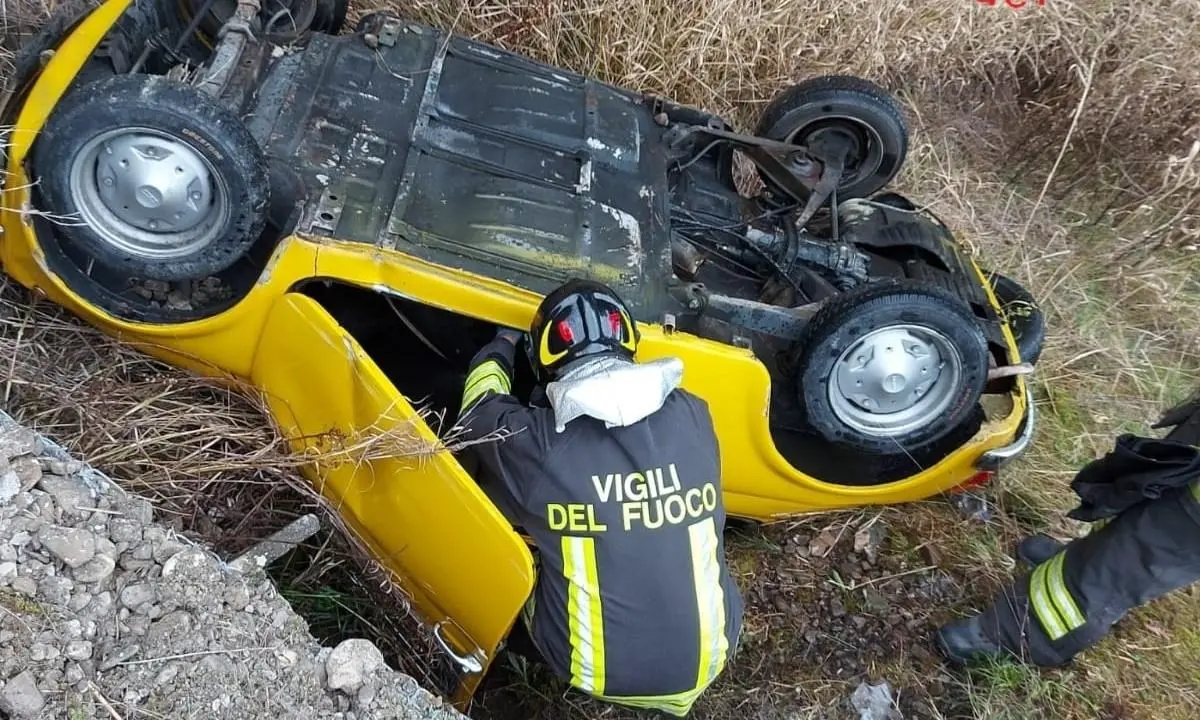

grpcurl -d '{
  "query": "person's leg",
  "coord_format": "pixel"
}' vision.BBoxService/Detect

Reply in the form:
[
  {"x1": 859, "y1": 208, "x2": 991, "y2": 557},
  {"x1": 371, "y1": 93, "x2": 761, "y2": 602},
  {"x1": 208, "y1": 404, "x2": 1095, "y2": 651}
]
[{"x1": 939, "y1": 479, "x2": 1200, "y2": 666}]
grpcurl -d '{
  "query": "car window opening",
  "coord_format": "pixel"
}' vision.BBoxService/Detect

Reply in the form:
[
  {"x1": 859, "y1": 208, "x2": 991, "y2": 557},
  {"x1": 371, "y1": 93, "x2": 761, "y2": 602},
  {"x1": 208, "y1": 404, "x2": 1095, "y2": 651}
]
[{"x1": 294, "y1": 277, "x2": 537, "y2": 433}]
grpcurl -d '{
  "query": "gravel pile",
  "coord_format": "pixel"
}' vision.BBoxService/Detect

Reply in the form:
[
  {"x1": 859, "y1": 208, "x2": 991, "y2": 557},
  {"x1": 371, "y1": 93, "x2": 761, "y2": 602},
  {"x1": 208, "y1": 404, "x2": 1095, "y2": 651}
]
[{"x1": 0, "y1": 413, "x2": 467, "y2": 719}]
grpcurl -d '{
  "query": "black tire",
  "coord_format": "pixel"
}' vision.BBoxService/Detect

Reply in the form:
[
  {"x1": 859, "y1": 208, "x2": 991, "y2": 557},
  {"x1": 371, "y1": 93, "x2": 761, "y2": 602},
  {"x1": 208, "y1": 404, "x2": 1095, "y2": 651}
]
[
  {"x1": 31, "y1": 73, "x2": 269, "y2": 281},
  {"x1": 755, "y1": 75, "x2": 909, "y2": 201},
  {"x1": 312, "y1": 0, "x2": 350, "y2": 34},
  {"x1": 986, "y1": 271, "x2": 1045, "y2": 365},
  {"x1": 793, "y1": 280, "x2": 989, "y2": 454}
]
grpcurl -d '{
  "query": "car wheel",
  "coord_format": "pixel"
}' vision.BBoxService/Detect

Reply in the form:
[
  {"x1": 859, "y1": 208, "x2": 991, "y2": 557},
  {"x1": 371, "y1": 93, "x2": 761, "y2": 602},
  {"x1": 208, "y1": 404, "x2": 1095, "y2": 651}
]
[
  {"x1": 986, "y1": 271, "x2": 1045, "y2": 365},
  {"x1": 31, "y1": 73, "x2": 270, "y2": 282},
  {"x1": 793, "y1": 280, "x2": 989, "y2": 454},
  {"x1": 755, "y1": 75, "x2": 909, "y2": 201}
]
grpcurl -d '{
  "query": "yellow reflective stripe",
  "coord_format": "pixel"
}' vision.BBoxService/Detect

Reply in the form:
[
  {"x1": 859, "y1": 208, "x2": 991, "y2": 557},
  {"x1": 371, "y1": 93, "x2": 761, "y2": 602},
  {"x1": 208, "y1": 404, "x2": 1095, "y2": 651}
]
[
  {"x1": 584, "y1": 540, "x2": 605, "y2": 694},
  {"x1": 688, "y1": 516, "x2": 728, "y2": 688},
  {"x1": 595, "y1": 689, "x2": 702, "y2": 717},
  {"x1": 1191, "y1": 479, "x2": 1200, "y2": 503},
  {"x1": 1029, "y1": 560, "x2": 1069, "y2": 640},
  {"x1": 460, "y1": 360, "x2": 511, "y2": 411},
  {"x1": 562, "y1": 536, "x2": 605, "y2": 695},
  {"x1": 1045, "y1": 552, "x2": 1086, "y2": 632}
]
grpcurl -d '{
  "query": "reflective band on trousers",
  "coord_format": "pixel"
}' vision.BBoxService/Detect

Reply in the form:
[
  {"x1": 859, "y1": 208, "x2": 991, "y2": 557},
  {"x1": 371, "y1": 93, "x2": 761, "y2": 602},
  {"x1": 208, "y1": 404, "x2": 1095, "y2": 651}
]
[
  {"x1": 588, "y1": 516, "x2": 730, "y2": 718},
  {"x1": 460, "y1": 359, "x2": 511, "y2": 412},
  {"x1": 562, "y1": 535, "x2": 605, "y2": 694},
  {"x1": 1029, "y1": 551, "x2": 1086, "y2": 640},
  {"x1": 688, "y1": 516, "x2": 729, "y2": 688}
]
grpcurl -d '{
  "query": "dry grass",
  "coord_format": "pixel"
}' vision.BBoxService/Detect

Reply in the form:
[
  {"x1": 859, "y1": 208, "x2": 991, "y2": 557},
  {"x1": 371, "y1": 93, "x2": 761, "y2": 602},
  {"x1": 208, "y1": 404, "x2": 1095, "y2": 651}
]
[{"x1": 1, "y1": 0, "x2": 1200, "y2": 718}]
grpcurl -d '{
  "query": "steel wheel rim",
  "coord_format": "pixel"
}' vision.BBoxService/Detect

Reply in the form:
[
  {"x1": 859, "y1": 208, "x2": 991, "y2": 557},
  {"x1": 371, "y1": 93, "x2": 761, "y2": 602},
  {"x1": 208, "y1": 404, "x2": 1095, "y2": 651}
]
[
  {"x1": 827, "y1": 323, "x2": 964, "y2": 438},
  {"x1": 785, "y1": 116, "x2": 883, "y2": 186},
  {"x1": 68, "y1": 126, "x2": 230, "y2": 261}
]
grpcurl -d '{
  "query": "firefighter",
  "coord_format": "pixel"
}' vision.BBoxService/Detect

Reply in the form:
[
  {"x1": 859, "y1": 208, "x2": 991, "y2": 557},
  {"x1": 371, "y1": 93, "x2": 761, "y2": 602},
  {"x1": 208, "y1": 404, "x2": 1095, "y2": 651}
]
[
  {"x1": 936, "y1": 392, "x2": 1200, "y2": 667},
  {"x1": 456, "y1": 278, "x2": 744, "y2": 716}
]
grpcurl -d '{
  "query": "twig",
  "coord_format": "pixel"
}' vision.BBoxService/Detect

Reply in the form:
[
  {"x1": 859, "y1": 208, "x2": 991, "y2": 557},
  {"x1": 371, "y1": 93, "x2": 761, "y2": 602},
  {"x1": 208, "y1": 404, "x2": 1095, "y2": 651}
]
[
  {"x1": 87, "y1": 681, "x2": 125, "y2": 720},
  {"x1": 836, "y1": 565, "x2": 939, "y2": 592},
  {"x1": 116, "y1": 646, "x2": 277, "y2": 667}
]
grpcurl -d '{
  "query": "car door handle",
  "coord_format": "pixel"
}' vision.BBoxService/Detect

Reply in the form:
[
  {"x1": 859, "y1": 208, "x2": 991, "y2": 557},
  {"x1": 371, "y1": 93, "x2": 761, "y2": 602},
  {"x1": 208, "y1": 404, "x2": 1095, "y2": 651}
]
[{"x1": 433, "y1": 620, "x2": 485, "y2": 674}]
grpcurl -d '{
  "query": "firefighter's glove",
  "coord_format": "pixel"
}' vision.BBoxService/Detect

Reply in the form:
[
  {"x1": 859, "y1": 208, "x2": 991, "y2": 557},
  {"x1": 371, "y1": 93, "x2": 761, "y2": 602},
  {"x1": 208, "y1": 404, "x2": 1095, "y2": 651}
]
[{"x1": 495, "y1": 327, "x2": 524, "y2": 346}]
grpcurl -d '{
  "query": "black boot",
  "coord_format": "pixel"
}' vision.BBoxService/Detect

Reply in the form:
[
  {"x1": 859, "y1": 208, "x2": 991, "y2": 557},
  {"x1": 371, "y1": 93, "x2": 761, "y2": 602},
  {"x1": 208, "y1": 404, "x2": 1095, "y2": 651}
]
[
  {"x1": 935, "y1": 615, "x2": 1009, "y2": 665},
  {"x1": 1015, "y1": 533, "x2": 1065, "y2": 566}
]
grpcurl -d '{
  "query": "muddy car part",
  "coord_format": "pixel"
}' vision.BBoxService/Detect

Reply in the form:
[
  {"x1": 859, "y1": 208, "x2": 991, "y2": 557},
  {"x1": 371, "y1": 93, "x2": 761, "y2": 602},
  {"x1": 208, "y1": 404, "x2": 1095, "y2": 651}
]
[{"x1": 754, "y1": 75, "x2": 909, "y2": 202}]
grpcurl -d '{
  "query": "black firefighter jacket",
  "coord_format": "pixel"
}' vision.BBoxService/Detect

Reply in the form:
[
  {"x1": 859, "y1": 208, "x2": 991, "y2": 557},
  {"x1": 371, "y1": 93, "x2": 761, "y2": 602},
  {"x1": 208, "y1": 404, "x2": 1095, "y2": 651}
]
[{"x1": 456, "y1": 335, "x2": 744, "y2": 715}]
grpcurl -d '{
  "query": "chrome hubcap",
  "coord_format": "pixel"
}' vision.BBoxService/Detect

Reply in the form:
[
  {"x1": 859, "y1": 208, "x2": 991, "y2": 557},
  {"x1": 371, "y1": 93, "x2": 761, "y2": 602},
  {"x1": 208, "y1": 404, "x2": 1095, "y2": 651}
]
[
  {"x1": 828, "y1": 324, "x2": 963, "y2": 438},
  {"x1": 69, "y1": 127, "x2": 229, "y2": 261}
]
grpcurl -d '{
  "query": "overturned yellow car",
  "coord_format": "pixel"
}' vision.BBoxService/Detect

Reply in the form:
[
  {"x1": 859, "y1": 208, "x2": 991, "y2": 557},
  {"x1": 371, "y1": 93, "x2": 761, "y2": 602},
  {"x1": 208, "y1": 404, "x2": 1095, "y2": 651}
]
[{"x1": 0, "y1": 0, "x2": 1038, "y2": 707}]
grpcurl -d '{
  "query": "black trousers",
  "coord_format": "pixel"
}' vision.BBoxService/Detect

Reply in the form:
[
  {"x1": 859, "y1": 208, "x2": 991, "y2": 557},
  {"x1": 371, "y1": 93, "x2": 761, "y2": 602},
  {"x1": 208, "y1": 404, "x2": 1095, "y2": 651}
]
[{"x1": 975, "y1": 479, "x2": 1200, "y2": 666}]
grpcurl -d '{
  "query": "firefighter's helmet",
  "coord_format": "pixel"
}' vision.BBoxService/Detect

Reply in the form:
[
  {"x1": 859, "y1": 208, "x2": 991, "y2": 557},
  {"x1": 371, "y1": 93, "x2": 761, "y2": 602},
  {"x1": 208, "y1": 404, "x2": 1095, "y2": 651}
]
[{"x1": 527, "y1": 278, "x2": 639, "y2": 381}]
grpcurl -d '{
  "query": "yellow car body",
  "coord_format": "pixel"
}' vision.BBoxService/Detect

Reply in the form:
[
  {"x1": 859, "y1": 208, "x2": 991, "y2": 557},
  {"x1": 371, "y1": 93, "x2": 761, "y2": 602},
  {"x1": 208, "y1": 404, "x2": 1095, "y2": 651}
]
[{"x1": 0, "y1": 0, "x2": 1034, "y2": 707}]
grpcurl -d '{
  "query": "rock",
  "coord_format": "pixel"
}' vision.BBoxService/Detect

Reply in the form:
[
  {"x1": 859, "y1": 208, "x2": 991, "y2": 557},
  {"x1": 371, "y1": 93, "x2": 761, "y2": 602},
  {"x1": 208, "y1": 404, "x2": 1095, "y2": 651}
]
[
  {"x1": 864, "y1": 589, "x2": 890, "y2": 615},
  {"x1": 30, "y1": 644, "x2": 60, "y2": 662},
  {"x1": 10, "y1": 576, "x2": 36, "y2": 597},
  {"x1": 146, "y1": 610, "x2": 193, "y2": 646},
  {"x1": 120, "y1": 583, "x2": 157, "y2": 610},
  {"x1": 155, "y1": 663, "x2": 182, "y2": 686},
  {"x1": 74, "y1": 554, "x2": 117, "y2": 584},
  {"x1": 199, "y1": 653, "x2": 236, "y2": 677},
  {"x1": 152, "y1": 536, "x2": 188, "y2": 563},
  {"x1": 852, "y1": 615, "x2": 868, "y2": 630},
  {"x1": 10, "y1": 457, "x2": 42, "y2": 491},
  {"x1": 357, "y1": 679, "x2": 379, "y2": 708},
  {"x1": 325, "y1": 639, "x2": 387, "y2": 694},
  {"x1": 9, "y1": 531, "x2": 31, "y2": 548},
  {"x1": 0, "y1": 670, "x2": 45, "y2": 717},
  {"x1": 108, "y1": 518, "x2": 143, "y2": 544},
  {"x1": 115, "y1": 496, "x2": 154, "y2": 525},
  {"x1": 65, "y1": 641, "x2": 93, "y2": 661},
  {"x1": 809, "y1": 528, "x2": 840, "y2": 558},
  {"x1": 0, "y1": 470, "x2": 18, "y2": 505},
  {"x1": 37, "y1": 458, "x2": 70, "y2": 476},
  {"x1": 98, "y1": 644, "x2": 140, "y2": 671},
  {"x1": 854, "y1": 523, "x2": 887, "y2": 563},
  {"x1": 224, "y1": 583, "x2": 250, "y2": 611},
  {"x1": 64, "y1": 664, "x2": 85, "y2": 686},
  {"x1": 850, "y1": 680, "x2": 901, "y2": 720},
  {"x1": 0, "y1": 427, "x2": 40, "y2": 460},
  {"x1": 0, "y1": 561, "x2": 16, "y2": 584},
  {"x1": 36, "y1": 475, "x2": 96, "y2": 518},
  {"x1": 38, "y1": 575, "x2": 72, "y2": 606},
  {"x1": 91, "y1": 592, "x2": 113, "y2": 617},
  {"x1": 38, "y1": 526, "x2": 96, "y2": 568}
]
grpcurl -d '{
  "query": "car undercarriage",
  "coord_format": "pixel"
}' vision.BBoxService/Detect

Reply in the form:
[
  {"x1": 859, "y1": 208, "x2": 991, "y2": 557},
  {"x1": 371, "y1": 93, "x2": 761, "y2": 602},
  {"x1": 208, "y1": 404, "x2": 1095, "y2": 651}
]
[{"x1": 12, "y1": 0, "x2": 1039, "y2": 480}]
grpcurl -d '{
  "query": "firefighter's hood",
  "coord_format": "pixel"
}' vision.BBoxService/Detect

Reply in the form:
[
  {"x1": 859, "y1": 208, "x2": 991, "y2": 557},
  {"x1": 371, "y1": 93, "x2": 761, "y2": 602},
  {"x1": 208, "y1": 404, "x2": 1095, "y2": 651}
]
[{"x1": 544, "y1": 356, "x2": 683, "y2": 433}]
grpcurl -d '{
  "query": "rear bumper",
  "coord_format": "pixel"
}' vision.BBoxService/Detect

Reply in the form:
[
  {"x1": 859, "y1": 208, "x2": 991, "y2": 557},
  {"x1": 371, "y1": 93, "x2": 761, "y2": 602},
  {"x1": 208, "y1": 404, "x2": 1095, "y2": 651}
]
[{"x1": 976, "y1": 390, "x2": 1036, "y2": 471}]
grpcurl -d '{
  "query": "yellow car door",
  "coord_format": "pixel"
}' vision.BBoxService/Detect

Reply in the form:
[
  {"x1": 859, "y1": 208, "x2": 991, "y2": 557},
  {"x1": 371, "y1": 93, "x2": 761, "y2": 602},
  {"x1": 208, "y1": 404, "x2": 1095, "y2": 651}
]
[{"x1": 249, "y1": 291, "x2": 535, "y2": 707}]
